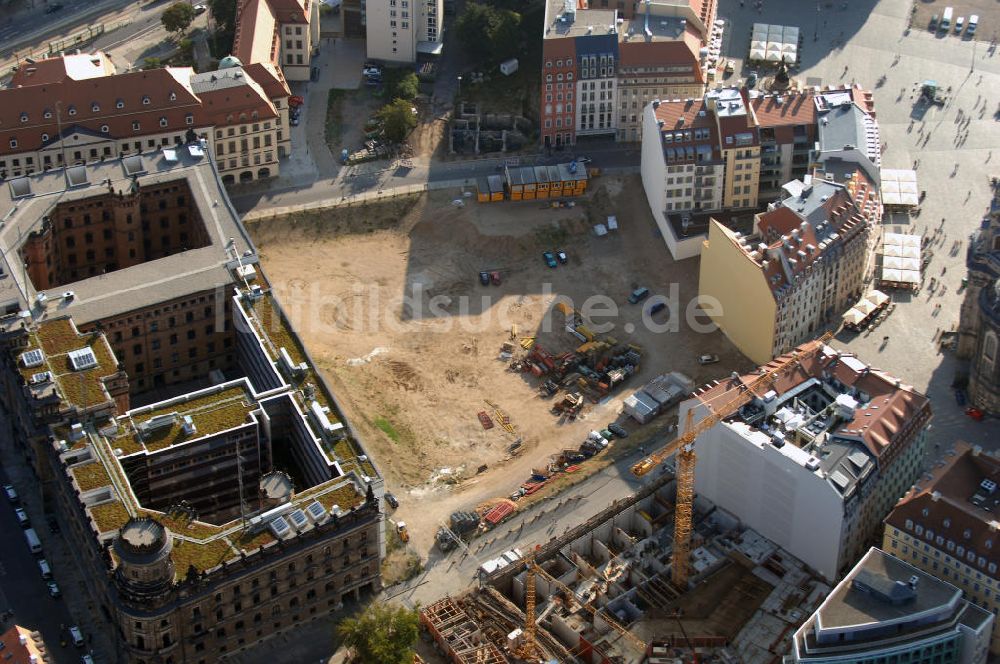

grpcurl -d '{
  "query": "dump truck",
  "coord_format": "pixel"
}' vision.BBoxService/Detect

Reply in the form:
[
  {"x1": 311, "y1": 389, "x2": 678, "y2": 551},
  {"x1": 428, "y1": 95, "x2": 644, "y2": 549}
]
[{"x1": 552, "y1": 392, "x2": 584, "y2": 416}]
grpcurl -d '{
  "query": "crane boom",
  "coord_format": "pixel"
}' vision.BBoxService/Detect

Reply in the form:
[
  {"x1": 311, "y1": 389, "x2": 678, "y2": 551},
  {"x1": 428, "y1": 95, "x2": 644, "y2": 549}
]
[
  {"x1": 513, "y1": 554, "x2": 541, "y2": 660},
  {"x1": 631, "y1": 333, "x2": 833, "y2": 589}
]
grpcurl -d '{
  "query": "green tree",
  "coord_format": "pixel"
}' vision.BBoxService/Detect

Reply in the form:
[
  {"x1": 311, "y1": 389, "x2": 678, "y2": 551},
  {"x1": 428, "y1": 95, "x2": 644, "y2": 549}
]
[
  {"x1": 378, "y1": 98, "x2": 418, "y2": 144},
  {"x1": 337, "y1": 603, "x2": 419, "y2": 664},
  {"x1": 454, "y1": 4, "x2": 522, "y2": 63},
  {"x1": 142, "y1": 57, "x2": 164, "y2": 69},
  {"x1": 207, "y1": 0, "x2": 238, "y2": 33},
  {"x1": 390, "y1": 71, "x2": 420, "y2": 102},
  {"x1": 161, "y1": 2, "x2": 196, "y2": 36}
]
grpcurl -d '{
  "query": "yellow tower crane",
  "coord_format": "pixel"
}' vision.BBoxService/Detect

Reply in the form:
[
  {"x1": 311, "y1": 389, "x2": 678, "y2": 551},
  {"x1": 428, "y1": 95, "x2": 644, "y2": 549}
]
[
  {"x1": 631, "y1": 332, "x2": 833, "y2": 589},
  {"x1": 512, "y1": 553, "x2": 542, "y2": 661}
]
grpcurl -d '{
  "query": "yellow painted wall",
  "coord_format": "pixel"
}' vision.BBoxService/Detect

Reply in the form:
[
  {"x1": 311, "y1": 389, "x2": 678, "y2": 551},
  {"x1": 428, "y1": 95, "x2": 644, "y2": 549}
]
[{"x1": 699, "y1": 220, "x2": 776, "y2": 365}]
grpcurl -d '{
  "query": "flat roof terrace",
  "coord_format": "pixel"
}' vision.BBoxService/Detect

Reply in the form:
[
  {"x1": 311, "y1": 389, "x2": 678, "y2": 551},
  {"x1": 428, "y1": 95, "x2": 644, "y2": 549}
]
[
  {"x1": 0, "y1": 145, "x2": 256, "y2": 324},
  {"x1": 111, "y1": 382, "x2": 257, "y2": 456}
]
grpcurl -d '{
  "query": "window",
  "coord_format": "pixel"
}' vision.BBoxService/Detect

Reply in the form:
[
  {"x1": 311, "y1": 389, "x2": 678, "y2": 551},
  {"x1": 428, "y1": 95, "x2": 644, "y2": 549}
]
[
  {"x1": 9, "y1": 139, "x2": 16, "y2": 149},
  {"x1": 67, "y1": 106, "x2": 77, "y2": 116},
  {"x1": 185, "y1": 114, "x2": 194, "y2": 125},
  {"x1": 133, "y1": 121, "x2": 141, "y2": 131},
  {"x1": 159, "y1": 117, "x2": 168, "y2": 128},
  {"x1": 101, "y1": 125, "x2": 109, "y2": 133},
  {"x1": 41, "y1": 133, "x2": 49, "y2": 142},
  {"x1": 142, "y1": 96, "x2": 151, "y2": 105}
]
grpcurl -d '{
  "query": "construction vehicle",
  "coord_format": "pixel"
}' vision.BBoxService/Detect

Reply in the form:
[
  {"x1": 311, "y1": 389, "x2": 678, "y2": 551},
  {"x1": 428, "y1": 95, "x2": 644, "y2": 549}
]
[
  {"x1": 919, "y1": 80, "x2": 947, "y2": 106},
  {"x1": 631, "y1": 332, "x2": 833, "y2": 589},
  {"x1": 396, "y1": 522, "x2": 409, "y2": 543},
  {"x1": 551, "y1": 392, "x2": 584, "y2": 416}
]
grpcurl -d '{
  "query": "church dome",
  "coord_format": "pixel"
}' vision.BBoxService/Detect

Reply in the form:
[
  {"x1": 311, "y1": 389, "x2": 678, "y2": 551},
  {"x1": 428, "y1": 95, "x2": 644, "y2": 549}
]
[{"x1": 218, "y1": 55, "x2": 243, "y2": 69}]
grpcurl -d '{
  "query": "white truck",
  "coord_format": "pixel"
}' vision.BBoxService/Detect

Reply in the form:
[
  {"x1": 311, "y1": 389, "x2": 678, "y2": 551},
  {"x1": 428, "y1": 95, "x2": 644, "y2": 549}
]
[
  {"x1": 24, "y1": 527, "x2": 42, "y2": 554},
  {"x1": 940, "y1": 6, "x2": 953, "y2": 31}
]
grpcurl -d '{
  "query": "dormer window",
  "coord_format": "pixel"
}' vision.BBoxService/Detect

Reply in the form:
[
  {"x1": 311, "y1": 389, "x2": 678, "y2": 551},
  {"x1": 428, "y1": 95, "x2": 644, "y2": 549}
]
[
  {"x1": 159, "y1": 117, "x2": 168, "y2": 128},
  {"x1": 20, "y1": 113, "x2": 28, "y2": 123},
  {"x1": 100, "y1": 125, "x2": 109, "y2": 133},
  {"x1": 169, "y1": 91, "x2": 177, "y2": 101},
  {"x1": 91, "y1": 103, "x2": 100, "y2": 112},
  {"x1": 41, "y1": 133, "x2": 49, "y2": 142},
  {"x1": 185, "y1": 114, "x2": 194, "y2": 125},
  {"x1": 9, "y1": 139, "x2": 17, "y2": 148},
  {"x1": 43, "y1": 109, "x2": 52, "y2": 119},
  {"x1": 67, "y1": 106, "x2": 77, "y2": 116},
  {"x1": 132, "y1": 121, "x2": 141, "y2": 131},
  {"x1": 116, "y1": 99, "x2": 125, "y2": 109},
  {"x1": 142, "y1": 96, "x2": 151, "y2": 105}
]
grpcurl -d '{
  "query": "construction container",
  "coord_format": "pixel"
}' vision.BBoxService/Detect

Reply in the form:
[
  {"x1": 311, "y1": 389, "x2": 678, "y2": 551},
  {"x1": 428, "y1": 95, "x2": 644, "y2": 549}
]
[
  {"x1": 487, "y1": 174, "x2": 504, "y2": 202},
  {"x1": 476, "y1": 176, "x2": 490, "y2": 203},
  {"x1": 504, "y1": 166, "x2": 524, "y2": 200},
  {"x1": 575, "y1": 324, "x2": 595, "y2": 341},
  {"x1": 520, "y1": 167, "x2": 537, "y2": 200},
  {"x1": 624, "y1": 391, "x2": 659, "y2": 424},
  {"x1": 534, "y1": 166, "x2": 551, "y2": 199}
]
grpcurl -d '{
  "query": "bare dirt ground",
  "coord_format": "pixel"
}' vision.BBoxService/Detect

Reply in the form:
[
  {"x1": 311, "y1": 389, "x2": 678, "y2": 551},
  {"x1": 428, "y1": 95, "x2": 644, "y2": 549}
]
[
  {"x1": 248, "y1": 175, "x2": 749, "y2": 552},
  {"x1": 912, "y1": 0, "x2": 996, "y2": 40}
]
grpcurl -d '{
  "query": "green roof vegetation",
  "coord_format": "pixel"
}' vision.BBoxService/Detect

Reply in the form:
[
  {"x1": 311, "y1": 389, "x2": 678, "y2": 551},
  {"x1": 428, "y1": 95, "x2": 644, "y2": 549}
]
[
  {"x1": 235, "y1": 529, "x2": 276, "y2": 552},
  {"x1": 139, "y1": 510, "x2": 222, "y2": 539},
  {"x1": 250, "y1": 295, "x2": 307, "y2": 365},
  {"x1": 305, "y1": 482, "x2": 364, "y2": 512},
  {"x1": 170, "y1": 538, "x2": 235, "y2": 577},
  {"x1": 18, "y1": 318, "x2": 119, "y2": 409},
  {"x1": 70, "y1": 462, "x2": 112, "y2": 493},
  {"x1": 114, "y1": 385, "x2": 253, "y2": 454},
  {"x1": 90, "y1": 500, "x2": 130, "y2": 533}
]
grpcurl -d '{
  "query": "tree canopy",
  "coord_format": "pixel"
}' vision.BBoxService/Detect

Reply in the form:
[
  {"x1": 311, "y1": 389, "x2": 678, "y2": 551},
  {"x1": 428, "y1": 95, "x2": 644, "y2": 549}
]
[
  {"x1": 207, "y1": 0, "x2": 238, "y2": 33},
  {"x1": 454, "y1": 3, "x2": 522, "y2": 63},
  {"x1": 161, "y1": 2, "x2": 196, "y2": 35},
  {"x1": 337, "y1": 603, "x2": 419, "y2": 664},
  {"x1": 377, "y1": 98, "x2": 418, "y2": 143}
]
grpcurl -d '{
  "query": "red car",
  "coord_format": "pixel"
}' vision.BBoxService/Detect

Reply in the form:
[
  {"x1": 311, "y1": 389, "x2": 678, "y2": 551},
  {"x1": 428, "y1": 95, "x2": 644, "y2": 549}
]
[
  {"x1": 966, "y1": 407, "x2": 985, "y2": 421},
  {"x1": 490, "y1": 271, "x2": 502, "y2": 286},
  {"x1": 288, "y1": 95, "x2": 305, "y2": 108}
]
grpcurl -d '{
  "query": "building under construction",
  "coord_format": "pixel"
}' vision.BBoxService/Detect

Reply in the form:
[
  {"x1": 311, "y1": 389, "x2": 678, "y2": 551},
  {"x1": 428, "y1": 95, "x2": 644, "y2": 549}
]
[{"x1": 423, "y1": 470, "x2": 833, "y2": 664}]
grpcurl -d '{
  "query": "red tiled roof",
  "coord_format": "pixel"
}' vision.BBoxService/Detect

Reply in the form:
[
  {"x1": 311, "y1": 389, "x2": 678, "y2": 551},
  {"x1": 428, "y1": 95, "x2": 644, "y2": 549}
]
[
  {"x1": 886, "y1": 442, "x2": 1000, "y2": 574},
  {"x1": 694, "y1": 342, "x2": 931, "y2": 462},
  {"x1": 234, "y1": 0, "x2": 279, "y2": 66},
  {"x1": 749, "y1": 90, "x2": 818, "y2": 128},
  {"x1": 0, "y1": 67, "x2": 203, "y2": 155},
  {"x1": 245, "y1": 62, "x2": 290, "y2": 99},
  {"x1": 197, "y1": 75, "x2": 278, "y2": 126},
  {"x1": 268, "y1": 0, "x2": 309, "y2": 22}
]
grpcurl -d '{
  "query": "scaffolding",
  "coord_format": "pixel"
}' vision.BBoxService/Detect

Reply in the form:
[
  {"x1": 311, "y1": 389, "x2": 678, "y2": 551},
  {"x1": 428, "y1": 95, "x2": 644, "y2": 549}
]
[{"x1": 420, "y1": 598, "x2": 508, "y2": 664}]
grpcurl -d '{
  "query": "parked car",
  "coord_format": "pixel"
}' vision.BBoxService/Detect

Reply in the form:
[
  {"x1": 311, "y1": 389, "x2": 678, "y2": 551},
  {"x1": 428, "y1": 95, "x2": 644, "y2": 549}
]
[
  {"x1": 648, "y1": 301, "x2": 667, "y2": 315},
  {"x1": 929, "y1": 14, "x2": 938, "y2": 31},
  {"x1": 384, "y1": 492, "x2": 399, "y2": 509},
  {"x1": 556, "y1": 250, "x2": 568, "y2": 264},
  {"x1": 628, "y1": 287, "x2": 650, "y2": 304},
  {"x1": 15, "y1": 507, "x2": 29, "y2": 527},
  {"x1": 608, "y1": 422, "x2": 628, "y2": 438},
  {"x1": 69, "y1": 626, "x2": 84, "y2": 648},
  {"x1": 3, "y1": 484, "x2": 17, "y2": 503},
  {"x1": 543, "y1": 251, "x2": 558, "y2": 268},
  {"x1": 82, "y1": 656, "x2": 94, "y2": 664},
  {"x1": 490, "y1": 271, "x2": 502, "y2": 286},
  {"x1": 289, "y1": 115, "x2": 299, "y2": 126},
  {"x1": 479, "y1": 271, "x2": 490, "y2": 286},
  {"x1": 193, "y1": 3, "x2": 207, "y2": 14},
  {"x1": 289, "y1": 95, "x2": 305, "y2": 107},
  {"x1": 599, "y1": 428, "x2": 614, "y2": 442},
  {"x1": 746, "y1": 71, "x2": 758, "y2": 89},
  {"x1": 698, "y1": 354, "x2": 720, "y2": 365},
  {"x1": 38, "y1": 559, "x2": 52, "y2": 579},
  {"x1": 967, "y1": 14, "x2": 978, "y2": 36},
  {"x1": 47, "y1": 581, "x2": 61, "y2": 598},
  {"x1": 955, "y1": 16, "x2": 964, "y2": 33}
]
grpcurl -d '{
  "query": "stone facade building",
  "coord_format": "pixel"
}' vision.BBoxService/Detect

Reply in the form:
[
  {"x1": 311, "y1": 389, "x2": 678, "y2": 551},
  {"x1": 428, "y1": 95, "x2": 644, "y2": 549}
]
[
  {"x1": 958, "y1": 186, "x2": 1000, "y2": 415},
  {"x1": 0, "y1": 146, "x2": 384, "y2": 664}
]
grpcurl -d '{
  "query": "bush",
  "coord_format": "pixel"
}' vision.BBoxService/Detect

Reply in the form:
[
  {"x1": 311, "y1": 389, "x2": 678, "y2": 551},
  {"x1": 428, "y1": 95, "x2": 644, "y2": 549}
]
[{"x1": 377, "y1": 98, "x2": 417, "y2": 144}]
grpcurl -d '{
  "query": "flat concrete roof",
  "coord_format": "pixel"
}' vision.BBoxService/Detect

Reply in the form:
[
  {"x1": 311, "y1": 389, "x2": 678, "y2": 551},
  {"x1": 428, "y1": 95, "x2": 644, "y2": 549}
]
[
  {"x1": 817, "y1": 548, "x2": 959, "y2": 630},
  {"x1": 0, "y1": 144, "x2": 256, "y2": 324}
]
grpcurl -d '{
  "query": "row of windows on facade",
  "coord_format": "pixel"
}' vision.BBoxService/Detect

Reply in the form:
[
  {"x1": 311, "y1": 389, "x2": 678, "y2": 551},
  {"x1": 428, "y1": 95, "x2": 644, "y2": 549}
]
[
  {"x1": 284, "y1": 26, "x2": 305, "y2": 35},
  {"x1": 893, "y1": 532, "x2": 1000, "y2": 580},
  {"x1": 7, "y1": 116, "x2": 195, "y2": 149},
  {"x1": 285, "y1": 53, "x2": 307, "y2": 65},
  {"x1": 117, "y1": 338, "x2": 231, "y2": 374},
  {"x1": 545, "y1": 56, "x2": 614, "y2": 69},
  {"x1": 114, "y1": 313, "x2": 222, "y2": 344},
  {"x1": 900, "y1": 521, "x2": 998, "y2": 570},
  {"x1": 15, "y1": 94, "x2": 183, "y2": 123},
  {"x1": 213, "y1": 121, "x2": 274, "y2": 139},
  {"x1": 105, "y1": 293, "x2": 220, "y2": 327},
  {"x1": 284, "y1": 39, "x2": 306, "y2": 50},
  {"x1": 216, "y1": 135, "x2": 274, "y2": 156}
]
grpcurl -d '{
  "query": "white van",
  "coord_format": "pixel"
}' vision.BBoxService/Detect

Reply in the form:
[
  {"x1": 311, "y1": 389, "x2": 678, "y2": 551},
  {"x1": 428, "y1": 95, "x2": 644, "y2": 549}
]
[
  {"x1": 24, "y1": 527, "x2": 42, "y2": 554},
  {"x1": 940, "y1": 6, "x2": 953, "y2": 31},
  {"x1": 38, "y1": 558, "x2": 51, "y2": 579}
]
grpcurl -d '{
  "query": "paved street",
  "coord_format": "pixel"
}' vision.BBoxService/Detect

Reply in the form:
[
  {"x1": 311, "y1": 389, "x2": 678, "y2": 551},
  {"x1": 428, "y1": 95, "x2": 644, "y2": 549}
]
[{"x1": 0, "y1": 409, "x2": 114, "y2": 663}]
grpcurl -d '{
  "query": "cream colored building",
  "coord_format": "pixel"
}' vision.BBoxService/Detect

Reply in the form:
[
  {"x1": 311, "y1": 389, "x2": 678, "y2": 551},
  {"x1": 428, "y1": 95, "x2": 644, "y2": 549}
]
[
  {"x1": 234, "y1": 0, "x2": 320, "y2": 82},
  {"x1": 883, "y1": 442, "x2": 1000, "y2": 655},
  {"x1": 365, "y1": 0, "x2": 443, "y2": 62},
  {"x1": 683, "y1": 341, "x2": 931, "y2": 581},
  {"x1": 0, "y1": 53, "x2": 290, "y2": 184},
  {"x1": 699, "y1": 172, "x2": 879, "y2": 365}
]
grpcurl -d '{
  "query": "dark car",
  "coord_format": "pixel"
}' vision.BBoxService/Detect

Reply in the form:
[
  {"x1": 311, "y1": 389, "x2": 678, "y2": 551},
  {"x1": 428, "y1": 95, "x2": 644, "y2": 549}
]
[
  {"x1": 556, "y1": 250, "x2": 568, "y2": 264},
  {"x1": 44, "y1": 2, "x2": 64, "y2": 13},
  {"x1": 479, "y1": 271, "x2": 490, "y2": 286},
  {"x1": 608, "y1": 422, "x2": 628, "y2": 438},
  {"x1": 648, "y1": 301, "x2": 667, "y2": 315},
  {"x1": 384, "y1": 492, "x2": 399, "y2": 509},
  {"x1": 543, "y1": 251, "x2": 558, "y2": 268},
  {"x1": 746, "y1": 71, "x2": 758, "y2": 89},
  {"x1": 628, "y1": 287, "x2": 650, "y2": 304},
  {"x1": 955, "y1": 388, "x2": 967, "y2": 407}
]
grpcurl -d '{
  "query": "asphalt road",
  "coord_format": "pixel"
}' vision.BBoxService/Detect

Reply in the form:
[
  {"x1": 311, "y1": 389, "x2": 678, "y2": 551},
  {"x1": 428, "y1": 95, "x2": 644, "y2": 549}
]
[
  {"x1": 0, "y1": 469, "x2": 83, "y2": 663},
  {"x1": 0, "y1": 0, "x2": 141, "y2": 59}
]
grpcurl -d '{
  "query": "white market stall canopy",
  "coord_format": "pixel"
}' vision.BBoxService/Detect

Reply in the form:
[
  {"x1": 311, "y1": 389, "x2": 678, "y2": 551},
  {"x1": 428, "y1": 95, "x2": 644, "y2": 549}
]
[
  {"x1": 748, "y1": 23, "x2": 800, "y2": 65},
  {"x1": 880, "y1": 233, "x2": 922, "y2": 288},
  {"x1": 880, "y1": 169, "x2": 920, "y2": 207},
  {"x1": 843, "y1": 308, "x2": 866, "y2": 327},
  {"x1": 866, "y1": 290, "x2": 889, "y2": 307}
]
